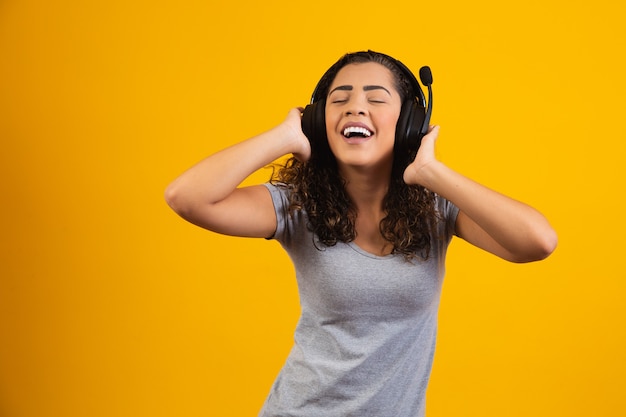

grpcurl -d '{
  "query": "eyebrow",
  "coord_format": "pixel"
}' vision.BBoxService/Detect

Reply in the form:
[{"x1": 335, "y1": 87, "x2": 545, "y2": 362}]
[{"x1": 328, "y1": 85, "x2": 392, "y2": 96}]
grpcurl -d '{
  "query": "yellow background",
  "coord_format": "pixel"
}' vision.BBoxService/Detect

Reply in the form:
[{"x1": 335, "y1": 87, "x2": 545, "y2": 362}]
[{"x1": 1, "y1": 0, "x2": 624, "y2": 416}]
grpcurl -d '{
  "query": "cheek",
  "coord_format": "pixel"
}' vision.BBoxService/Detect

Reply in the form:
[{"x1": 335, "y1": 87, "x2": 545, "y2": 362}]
[
  {"x1": 380, "y1": 110, "x2": 402, "y2": 138},
  {"x1": 324, "y1": 111, "x2": 341, "y2": 139},
  {"x1": 324, "y1": 107, "x2": 338, "y2": 125}
]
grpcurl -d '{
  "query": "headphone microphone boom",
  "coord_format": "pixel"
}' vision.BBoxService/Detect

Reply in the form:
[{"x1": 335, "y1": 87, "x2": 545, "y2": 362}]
[
  {"x1": 393, "y1": 62, "x2": 434, "y2": 168},
  {"x1": 418, "y1": 66, "x2": 433, "y2": 137}
]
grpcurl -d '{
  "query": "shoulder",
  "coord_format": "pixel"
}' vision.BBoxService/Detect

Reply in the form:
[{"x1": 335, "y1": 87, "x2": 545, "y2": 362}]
[
  {"x1": 264, "y1": 182, "x2": 309, "y2": 243},
  {"x1": 263, "y1": 182, "x2": 293, "y2": 211},
  {"x1": 435, "y1": 194, "x2": 459, "y2": 238}
]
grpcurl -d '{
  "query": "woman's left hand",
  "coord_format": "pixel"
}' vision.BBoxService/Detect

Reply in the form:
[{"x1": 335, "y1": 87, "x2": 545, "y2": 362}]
[{"x1": 403, "y1": 125, "x2": 440, "y2": 186}]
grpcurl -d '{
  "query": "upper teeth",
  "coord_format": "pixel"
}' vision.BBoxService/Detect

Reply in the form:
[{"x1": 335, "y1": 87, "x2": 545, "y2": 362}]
[{"x1": 343, "y1": 126, "x2": 372, "y2": 137}]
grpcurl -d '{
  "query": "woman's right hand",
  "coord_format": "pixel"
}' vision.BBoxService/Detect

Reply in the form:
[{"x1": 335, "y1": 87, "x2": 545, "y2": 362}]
[{"x1": 281, "y1": 107, "x2": 311, "y2": 162}]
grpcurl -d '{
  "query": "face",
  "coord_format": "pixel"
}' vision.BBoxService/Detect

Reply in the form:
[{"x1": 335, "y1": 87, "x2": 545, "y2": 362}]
[{"x1": 324, "y1": 62, "x2": 402, "y2": 175}]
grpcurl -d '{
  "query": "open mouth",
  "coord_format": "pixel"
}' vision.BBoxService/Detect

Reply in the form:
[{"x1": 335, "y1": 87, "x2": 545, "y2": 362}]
[{"x1": 342, "y1": 126, "x2": 373, "y2": 139}]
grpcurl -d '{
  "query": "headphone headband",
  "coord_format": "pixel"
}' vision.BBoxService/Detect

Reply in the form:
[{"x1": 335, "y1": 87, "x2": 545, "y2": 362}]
[{"x1": 310, "y1": 51, "x2": 425, "y2": 107}]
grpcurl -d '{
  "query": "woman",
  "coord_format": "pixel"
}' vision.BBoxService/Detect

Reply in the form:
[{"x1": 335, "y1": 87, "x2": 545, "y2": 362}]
[{"x1": 165, "y1": 51, "x2": 557, "y2": 416}]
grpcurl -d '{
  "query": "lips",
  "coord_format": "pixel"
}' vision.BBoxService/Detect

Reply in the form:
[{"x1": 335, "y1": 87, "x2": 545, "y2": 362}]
[{"x1": 341, "y1": 122, "x2": 374, "y2": 140}]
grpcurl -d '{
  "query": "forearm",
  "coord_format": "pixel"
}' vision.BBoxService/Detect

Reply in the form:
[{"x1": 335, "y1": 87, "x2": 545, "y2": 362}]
[
  {"x1": 165, "y1": 123, "x2": 297, "y2": 211},
  {"x1": 417, "y1": 161, "x2": 557, "y2": 260}
]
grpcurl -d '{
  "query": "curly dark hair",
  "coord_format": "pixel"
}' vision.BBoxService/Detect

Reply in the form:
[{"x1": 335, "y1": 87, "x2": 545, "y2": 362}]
[{"x1": 271, "y1": 51, "x2": 441, "y2": 260}]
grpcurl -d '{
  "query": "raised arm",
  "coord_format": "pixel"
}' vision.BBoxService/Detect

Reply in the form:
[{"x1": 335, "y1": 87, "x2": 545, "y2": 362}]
[
  {"x1": 403, "y1": 126, "x2": 558, "y2": 263},
  {"x1": 165, "y1": 108, "x2": 311, "y2": 238}
]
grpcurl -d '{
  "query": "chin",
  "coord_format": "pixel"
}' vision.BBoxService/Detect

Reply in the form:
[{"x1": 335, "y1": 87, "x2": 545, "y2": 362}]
[{"x1": 336, "y1": 155, "x2": 393, "y2": 174}]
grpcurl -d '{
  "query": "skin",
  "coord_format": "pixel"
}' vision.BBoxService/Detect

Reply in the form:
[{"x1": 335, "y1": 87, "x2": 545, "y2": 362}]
[
  {"x1": 324, "y1": 63, "x2": 403, "y2": 255},
  {"x1": 165, "y1": 62, "x2": 557, "y2": 262}
]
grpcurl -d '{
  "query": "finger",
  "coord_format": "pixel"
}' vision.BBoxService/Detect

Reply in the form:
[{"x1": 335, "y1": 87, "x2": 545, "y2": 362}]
[
  {"x1": 421, "y1": 126, "x2": 439, "y2": 145},
  {"x1": 427, "y1": 125, "x2": 440, "y2": 135}
]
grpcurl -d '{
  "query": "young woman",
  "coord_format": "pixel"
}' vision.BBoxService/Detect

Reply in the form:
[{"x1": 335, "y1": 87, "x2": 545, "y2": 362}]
[{"x1": 165, "y1": 51, "x2": 557, "y2": 417}]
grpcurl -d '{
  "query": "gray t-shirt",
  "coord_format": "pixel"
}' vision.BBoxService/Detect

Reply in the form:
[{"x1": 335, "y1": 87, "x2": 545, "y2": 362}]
[{"x1": 259, "y1": 183, "x2": 459, "y2": 417}]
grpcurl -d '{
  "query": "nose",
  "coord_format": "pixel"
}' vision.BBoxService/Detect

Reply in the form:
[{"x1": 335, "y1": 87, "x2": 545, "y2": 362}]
[{"x1": 345, "y1": 95, "x2": 368, "y2": 116}]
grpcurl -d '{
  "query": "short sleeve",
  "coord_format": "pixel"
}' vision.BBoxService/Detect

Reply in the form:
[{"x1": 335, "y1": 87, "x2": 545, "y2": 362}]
[
  {"x1": 262, "y1": 182, "x2": 295, "y2": 243},
  {"x1": 437, "y1": 195, "x2": 459, "y2": 243}
]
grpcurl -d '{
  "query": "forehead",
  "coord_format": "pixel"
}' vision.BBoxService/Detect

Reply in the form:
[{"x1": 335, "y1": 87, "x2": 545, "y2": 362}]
[{"x1": 329, "y1": 62, "x2": 396, "y2": 91}]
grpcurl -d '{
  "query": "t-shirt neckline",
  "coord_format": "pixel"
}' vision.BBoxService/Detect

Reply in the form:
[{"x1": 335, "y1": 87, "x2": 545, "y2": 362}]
[{"x1": 347, "y1": 242, "x2": 396, "y2": 260}]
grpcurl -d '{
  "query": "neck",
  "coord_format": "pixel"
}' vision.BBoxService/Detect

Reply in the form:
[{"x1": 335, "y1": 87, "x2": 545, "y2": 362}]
[
  {"x1": 339, "y1": 163, "x2": 392, "y2": 213},
  {"x1": 339, "y1": 163, "x2": 395, "y2": 257}
]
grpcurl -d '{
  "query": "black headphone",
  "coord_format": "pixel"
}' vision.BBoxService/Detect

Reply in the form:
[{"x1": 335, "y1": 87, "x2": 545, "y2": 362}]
[{"x1": 301, "y1": 52, "x2": 433, "y2": 168}]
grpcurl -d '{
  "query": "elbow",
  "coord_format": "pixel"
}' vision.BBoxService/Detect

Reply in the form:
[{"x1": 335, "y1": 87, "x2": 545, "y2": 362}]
[
  {"x1": 164, "y1": 183, "x2": 178, "y2": 211},
  {"x1": 540, "y1": 227, "x2": 559, "y2": 259},
  {"x1": 534, "y1": 223, "x2": 559, "y2": 261},
  {"x1": 164, "y1": 182, "x2": 215, "y2": 227},
  {"x1": 512, "y1": 227, "x2": 558, "y2": 263},
  {"x1": 164, "y1": 182, "x2": 190, "y2": 217}
]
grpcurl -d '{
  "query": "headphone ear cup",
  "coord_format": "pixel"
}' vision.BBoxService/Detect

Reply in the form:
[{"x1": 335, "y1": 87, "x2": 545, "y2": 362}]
[
  {"x1": 394, "y1": 100, "x2": 426, "y2": 167},
  {"x1": 301, "y1": 103, "x2": 316, "y2": 142},
  {"x1": 301, "y1": 100, "x2": 327, "y2": 153}
]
